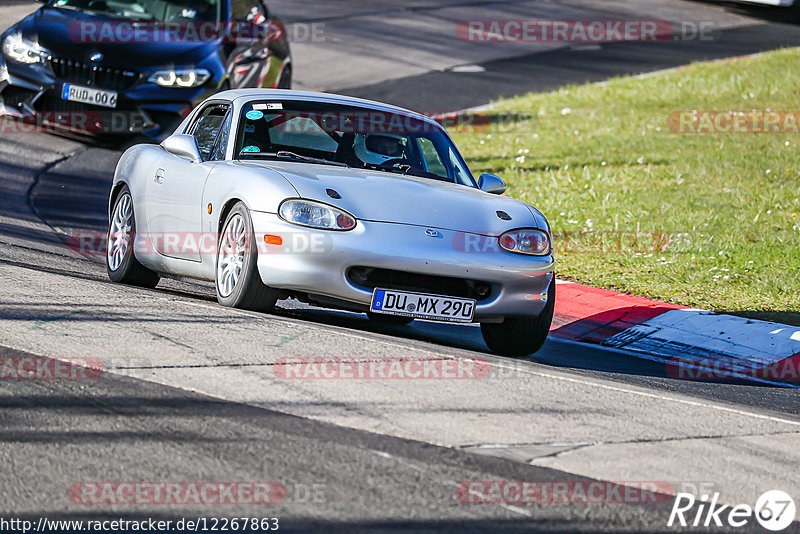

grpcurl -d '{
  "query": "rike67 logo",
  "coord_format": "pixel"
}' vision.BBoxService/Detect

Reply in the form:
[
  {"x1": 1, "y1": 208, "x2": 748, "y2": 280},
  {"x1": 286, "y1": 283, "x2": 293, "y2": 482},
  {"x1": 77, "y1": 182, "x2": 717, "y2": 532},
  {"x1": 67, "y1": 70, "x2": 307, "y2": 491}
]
[{"x1": 669, "y1": 490, "x2": 796, "y2": 531}]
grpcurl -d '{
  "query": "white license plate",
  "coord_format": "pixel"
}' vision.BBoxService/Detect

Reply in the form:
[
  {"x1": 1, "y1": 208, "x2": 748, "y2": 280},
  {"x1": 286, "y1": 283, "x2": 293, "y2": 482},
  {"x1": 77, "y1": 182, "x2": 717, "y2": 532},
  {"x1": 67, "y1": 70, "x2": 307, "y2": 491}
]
[
  {"x1": 62, "y1": 84, "x2": 118, "y2": 109},
  {"x1": 370, "y1": 289, "x2": 475, "y2": 323}
]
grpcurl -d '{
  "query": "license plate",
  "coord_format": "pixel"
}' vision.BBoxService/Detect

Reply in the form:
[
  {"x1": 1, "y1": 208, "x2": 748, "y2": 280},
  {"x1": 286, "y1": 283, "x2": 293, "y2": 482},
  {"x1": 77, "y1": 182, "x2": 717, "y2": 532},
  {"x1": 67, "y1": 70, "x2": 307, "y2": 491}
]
[
  {"x1": 370, "y1": 289, "x2": 475, "y2": 323},
  {"x1": 62, "y1": 84, "x2": 118, "y2": 109}
]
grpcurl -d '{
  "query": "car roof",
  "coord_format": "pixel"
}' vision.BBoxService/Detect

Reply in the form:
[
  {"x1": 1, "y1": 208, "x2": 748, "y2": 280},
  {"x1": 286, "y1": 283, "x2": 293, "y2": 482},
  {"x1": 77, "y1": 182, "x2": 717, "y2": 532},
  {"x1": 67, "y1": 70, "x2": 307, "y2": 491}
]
[{"x1": 214, "y1": 89, "x2": 437, "y2": 124}]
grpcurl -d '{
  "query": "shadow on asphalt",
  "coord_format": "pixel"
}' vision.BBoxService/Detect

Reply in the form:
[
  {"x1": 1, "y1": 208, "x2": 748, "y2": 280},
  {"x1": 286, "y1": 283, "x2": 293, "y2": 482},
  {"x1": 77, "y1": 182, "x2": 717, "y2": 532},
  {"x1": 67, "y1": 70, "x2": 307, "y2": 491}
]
[{"x1": 691, "y1": 0, "x2": 800, "y2": 24}]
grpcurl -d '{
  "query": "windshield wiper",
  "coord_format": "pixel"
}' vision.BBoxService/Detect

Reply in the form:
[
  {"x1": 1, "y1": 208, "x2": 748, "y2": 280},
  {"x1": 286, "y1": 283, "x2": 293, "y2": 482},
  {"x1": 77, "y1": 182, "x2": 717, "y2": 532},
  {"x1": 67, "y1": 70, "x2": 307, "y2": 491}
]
[
  {"x1": 401, "y1": 166, "x2": 453, "y2": 182},
  {"x1": 239, "y1": 151, "x2": 348, "y2": 167},
  {"x1": 365, "y1": 163, "x2": 452, "y2": 183},
  {"x1": 51, "y1": 4, "x2": 137, "y2": 19}
]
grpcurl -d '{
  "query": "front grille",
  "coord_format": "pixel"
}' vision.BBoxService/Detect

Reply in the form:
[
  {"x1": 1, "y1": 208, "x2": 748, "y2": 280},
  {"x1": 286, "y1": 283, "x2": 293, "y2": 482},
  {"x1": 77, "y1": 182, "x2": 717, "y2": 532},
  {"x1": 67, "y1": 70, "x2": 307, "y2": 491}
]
[
  {"x1": 34, "y1": 94, "x2": 151, "y2": 134},
  {"x1": 50, "y1": 57, "x2": 140, "y2": 91},
  {"x1": 347, "y1": 267, "x2": 494, "y2": 301}
]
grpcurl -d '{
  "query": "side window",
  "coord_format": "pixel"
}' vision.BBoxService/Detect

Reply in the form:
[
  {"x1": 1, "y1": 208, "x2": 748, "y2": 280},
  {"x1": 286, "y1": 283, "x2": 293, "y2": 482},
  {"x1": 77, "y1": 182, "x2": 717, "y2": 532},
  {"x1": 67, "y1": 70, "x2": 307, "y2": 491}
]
[
  {"x1": 447, "y1": 147, "x2": 470, "y2": 185},
  {"x1": 190, "y1": 104, "x2": 229, "y2": 161},
  {"x1": 211, "y1": 111, "x2": 233, "y2": 161},
  {"x1": 417, "y1": 137, "x2": 447, "y2": 176}
]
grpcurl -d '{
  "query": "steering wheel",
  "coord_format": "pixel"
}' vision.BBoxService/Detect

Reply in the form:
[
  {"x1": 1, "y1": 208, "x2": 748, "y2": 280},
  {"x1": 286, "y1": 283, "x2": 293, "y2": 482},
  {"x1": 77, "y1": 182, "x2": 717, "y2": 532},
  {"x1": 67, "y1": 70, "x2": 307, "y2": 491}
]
[{"x1": 376, "y1": 158, "x2": 409, "y2": 170}]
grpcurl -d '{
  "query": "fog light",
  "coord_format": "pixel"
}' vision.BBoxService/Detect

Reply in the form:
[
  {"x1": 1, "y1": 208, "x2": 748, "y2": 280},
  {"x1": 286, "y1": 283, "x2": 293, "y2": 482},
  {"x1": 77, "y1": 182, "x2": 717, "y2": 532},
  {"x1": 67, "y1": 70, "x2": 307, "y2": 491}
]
[{"x1": 476, "y1": 283, "x2": 491, "y2": 297}]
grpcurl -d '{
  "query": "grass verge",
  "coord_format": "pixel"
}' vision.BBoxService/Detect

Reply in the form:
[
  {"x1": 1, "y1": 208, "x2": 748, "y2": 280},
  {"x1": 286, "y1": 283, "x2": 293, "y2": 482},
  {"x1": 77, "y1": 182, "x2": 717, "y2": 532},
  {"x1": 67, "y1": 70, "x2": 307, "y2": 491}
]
[{"x1": 451, "y1": 48, "x2": 800, "y2": 325}]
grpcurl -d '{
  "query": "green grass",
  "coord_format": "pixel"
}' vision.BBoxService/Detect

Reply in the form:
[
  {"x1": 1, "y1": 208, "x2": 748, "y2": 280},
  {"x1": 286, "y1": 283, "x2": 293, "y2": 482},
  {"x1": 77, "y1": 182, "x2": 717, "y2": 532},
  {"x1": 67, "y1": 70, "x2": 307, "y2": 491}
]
[{"x1": 450, "y1": 48, "x2": 800, "y2": 325}]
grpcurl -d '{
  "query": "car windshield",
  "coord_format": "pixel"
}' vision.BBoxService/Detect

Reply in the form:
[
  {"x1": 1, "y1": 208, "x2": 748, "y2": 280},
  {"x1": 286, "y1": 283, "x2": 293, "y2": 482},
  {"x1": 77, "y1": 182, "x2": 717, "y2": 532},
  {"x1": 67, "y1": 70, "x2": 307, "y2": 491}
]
[
  {"x1": 49, "y1": 0, "x2": 220, "y2": 22},
  {"x1": 235, "y1": 101, "x2": 476, "y2": 187}
]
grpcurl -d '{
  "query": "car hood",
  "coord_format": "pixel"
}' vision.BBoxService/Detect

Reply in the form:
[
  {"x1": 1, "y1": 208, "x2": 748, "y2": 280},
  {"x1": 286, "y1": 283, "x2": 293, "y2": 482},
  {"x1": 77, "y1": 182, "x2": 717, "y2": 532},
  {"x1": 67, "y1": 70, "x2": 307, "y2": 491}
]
[
  {"x1": 11, "y1": 7, "x2": 218, "y2": 69},
  {"x1": 258, "y1": 161, "x2": 543, "y2": 235}
]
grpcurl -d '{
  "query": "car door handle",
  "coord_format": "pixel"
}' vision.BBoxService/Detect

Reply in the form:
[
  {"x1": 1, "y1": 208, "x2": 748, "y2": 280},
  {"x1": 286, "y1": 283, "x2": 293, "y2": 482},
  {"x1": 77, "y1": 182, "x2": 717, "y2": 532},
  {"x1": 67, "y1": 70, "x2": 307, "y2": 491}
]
[{"x1": 154, "y1": 169, "x2": 165, "y2": 184}]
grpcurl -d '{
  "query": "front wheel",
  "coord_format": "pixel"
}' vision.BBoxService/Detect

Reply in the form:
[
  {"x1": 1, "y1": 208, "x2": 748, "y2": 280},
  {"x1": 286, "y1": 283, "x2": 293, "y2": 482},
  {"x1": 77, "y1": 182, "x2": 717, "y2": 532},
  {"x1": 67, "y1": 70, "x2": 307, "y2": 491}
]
[
  {"x1": 480, "y1": 277, "x2": 555, "y2": 357},
  {"x1": 216, "y1": 203, "x2": 279, "y2": 312},
  {"x1": 106, "y1": 185, "x2": 160, "y2": 288}
]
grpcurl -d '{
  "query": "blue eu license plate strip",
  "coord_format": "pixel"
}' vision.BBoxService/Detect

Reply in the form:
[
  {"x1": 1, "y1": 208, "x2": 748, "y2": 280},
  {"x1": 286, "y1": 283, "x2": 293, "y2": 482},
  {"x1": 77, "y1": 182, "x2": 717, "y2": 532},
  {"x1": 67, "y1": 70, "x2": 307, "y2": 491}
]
[{"x1": 370, "y1": 288, "x2": 475, "y2": 323}]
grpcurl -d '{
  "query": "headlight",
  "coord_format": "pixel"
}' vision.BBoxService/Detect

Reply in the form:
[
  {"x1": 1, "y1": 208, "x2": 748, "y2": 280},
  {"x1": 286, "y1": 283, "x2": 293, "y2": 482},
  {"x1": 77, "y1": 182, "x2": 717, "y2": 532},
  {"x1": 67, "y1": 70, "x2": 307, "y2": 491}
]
[
  {"x1": 279, "y1": 199, "x2": 357, "y2": 231},
  {"x1": 147, "y1": 68, "x2": 210, "y2": 88},
  {"x1": 498, "y1": 228, "x2": 550, "y2": 256},
  {"x1": 1, "y1": 34, "x2": 45, "y2": 65}
]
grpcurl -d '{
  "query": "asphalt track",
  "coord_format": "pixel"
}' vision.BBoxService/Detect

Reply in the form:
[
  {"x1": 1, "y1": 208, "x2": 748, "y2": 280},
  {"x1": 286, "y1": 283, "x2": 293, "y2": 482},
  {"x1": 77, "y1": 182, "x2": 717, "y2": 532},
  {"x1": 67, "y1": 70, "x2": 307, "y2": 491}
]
[{"x1": 2, "y1": 0, "x2": 800, "y2": 531}]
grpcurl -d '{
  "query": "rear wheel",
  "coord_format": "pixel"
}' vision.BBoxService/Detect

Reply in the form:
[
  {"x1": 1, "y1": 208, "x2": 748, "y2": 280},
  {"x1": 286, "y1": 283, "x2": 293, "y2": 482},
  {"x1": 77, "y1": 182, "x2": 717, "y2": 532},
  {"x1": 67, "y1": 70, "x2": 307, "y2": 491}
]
[
  {"x1": 216, "y1": 202, "x2": 279, "y2": 312},
  {"x1": 480, "y1": 277, "x2": 555, "y2": 357},
  {"x1": 367, "y1": 312, "x2": 414, "y2": 326},
  {"x1": 106, "y1": 185, "x2": 160, "y2": 288}
]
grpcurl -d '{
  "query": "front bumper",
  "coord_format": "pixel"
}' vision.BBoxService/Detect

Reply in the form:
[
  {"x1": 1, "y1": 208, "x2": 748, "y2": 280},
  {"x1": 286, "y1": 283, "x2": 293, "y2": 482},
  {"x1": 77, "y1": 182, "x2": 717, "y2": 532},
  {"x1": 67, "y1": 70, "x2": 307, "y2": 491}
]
[
  {"x1": 250, "y1": 211, "x2": 555, "y2": 321},
  {"x1": 0, "y1": 56, "x2": 216, "y2": 139}
]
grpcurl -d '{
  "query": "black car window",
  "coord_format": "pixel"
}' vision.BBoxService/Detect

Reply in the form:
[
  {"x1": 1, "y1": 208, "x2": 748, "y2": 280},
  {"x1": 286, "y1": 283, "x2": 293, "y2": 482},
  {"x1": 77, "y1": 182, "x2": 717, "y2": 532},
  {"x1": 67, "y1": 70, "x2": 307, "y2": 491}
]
[
  {"x1": 234, "y1": 101, "x2": 477, "y2": 186},
  {"x1": 210, "y1": 110, "x2": 233, "y2": 161},
  {"x1": 190, "y1": 104, "x2": 230, "y2": 161},
  {"x1": 50, "y1": 0, "x2": 219, "y2": 22}
]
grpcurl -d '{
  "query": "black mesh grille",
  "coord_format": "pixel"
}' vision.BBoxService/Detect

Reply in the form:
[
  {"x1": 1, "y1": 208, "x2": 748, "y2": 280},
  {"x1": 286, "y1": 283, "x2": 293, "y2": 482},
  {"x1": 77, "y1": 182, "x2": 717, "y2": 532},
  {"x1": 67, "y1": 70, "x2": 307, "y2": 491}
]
[
  {"x1": 34, "y1": 94, "x2": 151, "y2": 134},
  {"x1": 0, "y1": 86, "x2": 38, "y2": 109},
  {"x1": 50, "y1": 57, "x2": 140, "y2": 91},
  {"x1": 347, "y1": 267, "x2": 493, "y2": 301}
]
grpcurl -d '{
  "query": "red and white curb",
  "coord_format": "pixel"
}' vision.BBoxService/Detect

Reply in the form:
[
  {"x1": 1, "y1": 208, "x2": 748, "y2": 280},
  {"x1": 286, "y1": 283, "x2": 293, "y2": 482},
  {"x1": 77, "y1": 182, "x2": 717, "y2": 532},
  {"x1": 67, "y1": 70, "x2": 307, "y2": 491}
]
[{"x1": 550, "y1": 280, "x2": 800, "y2": 385}]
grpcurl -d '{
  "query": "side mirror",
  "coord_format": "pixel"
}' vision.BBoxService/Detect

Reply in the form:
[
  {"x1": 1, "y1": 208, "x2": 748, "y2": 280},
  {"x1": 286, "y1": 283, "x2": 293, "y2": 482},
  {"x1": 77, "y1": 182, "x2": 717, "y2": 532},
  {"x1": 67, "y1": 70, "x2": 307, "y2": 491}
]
[
  {"x1": 161, "y1": 134, "x2": 202, "y2": 163},
  {"x1": 478, "y1": 173, "x2": 506, "y2": 195}
]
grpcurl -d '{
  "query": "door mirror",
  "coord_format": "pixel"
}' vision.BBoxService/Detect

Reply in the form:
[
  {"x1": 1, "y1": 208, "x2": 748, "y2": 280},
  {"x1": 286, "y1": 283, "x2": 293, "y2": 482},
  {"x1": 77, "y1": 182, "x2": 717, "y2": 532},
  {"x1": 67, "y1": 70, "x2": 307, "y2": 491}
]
[
  {"x1": 161, "y1": 134, "x2": 202, "y2": 163},
  {"x1": 478, "y1": 173, "x2": 506, "y2": 195}
]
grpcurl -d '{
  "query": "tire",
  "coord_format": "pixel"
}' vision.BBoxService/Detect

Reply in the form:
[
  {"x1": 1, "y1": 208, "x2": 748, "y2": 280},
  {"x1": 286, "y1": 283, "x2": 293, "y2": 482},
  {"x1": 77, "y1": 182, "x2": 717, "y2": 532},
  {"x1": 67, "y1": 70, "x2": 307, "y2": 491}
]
[
  {"x1": 367, "y1": 312, "x2": 414, "y2": 326},
  {"x1": 106, "y1": 185, "x2": 160, "y2": 288},
  {"x1": 216, "y1": 202, "x2": 279, "y2": 312},
  {"x1": 277, "y1": 64, "x2": 292, "y2": 89},
  {"x1": 480, "y1": 277, "x2": 555, "y2": 357}
]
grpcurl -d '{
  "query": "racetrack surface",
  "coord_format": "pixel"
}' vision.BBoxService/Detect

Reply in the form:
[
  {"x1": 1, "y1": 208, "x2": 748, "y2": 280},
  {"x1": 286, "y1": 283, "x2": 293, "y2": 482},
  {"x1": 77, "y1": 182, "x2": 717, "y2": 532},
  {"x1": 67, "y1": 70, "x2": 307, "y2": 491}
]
[{"x1": 2, "y1": 0, "x2": 800, "y2": 530}]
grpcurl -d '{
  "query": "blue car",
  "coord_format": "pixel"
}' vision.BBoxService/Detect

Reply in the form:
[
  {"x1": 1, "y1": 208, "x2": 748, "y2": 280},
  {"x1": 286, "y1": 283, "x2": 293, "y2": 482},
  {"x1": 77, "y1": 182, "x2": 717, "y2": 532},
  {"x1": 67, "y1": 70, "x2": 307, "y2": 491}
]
[{"x1": 0, "y1": 0, "x2": 291, "y2": 139}]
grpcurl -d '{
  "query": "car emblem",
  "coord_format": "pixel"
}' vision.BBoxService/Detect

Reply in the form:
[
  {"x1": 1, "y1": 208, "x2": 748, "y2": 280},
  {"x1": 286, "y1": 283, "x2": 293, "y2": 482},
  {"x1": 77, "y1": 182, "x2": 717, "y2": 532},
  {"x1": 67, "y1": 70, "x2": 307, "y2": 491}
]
[
  {"x1": 425, "y1": 228, "x2": 439, "y2": 238},
  {"x1": 90, "y1": 52, "x2": 103, "y2": 63}
]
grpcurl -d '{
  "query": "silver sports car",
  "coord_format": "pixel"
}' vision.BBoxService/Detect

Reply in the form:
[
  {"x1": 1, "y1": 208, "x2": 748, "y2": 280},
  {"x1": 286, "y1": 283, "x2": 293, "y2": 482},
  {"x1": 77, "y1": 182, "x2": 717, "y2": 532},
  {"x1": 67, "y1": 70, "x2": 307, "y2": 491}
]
[{"x1": 106, "y1": 89, "x2": 555, "y2": 356}]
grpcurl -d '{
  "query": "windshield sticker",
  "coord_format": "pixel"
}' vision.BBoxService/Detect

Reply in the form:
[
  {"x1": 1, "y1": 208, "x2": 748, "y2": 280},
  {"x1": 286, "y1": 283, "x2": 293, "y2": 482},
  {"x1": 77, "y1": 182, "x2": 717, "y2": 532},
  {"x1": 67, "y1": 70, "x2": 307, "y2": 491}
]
[
  {"x1": 245, "y1": 110, "x2": 264, "y2": 121},
  {"x1": 241, "y1": 146, "x2": 261, "y2": 153},
  {"x1": 253, "y1": 103, "x2": 283, "y2": 111},
  {"x1": 245, "y1": 124, "x2": 256, "y2": 133}
]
